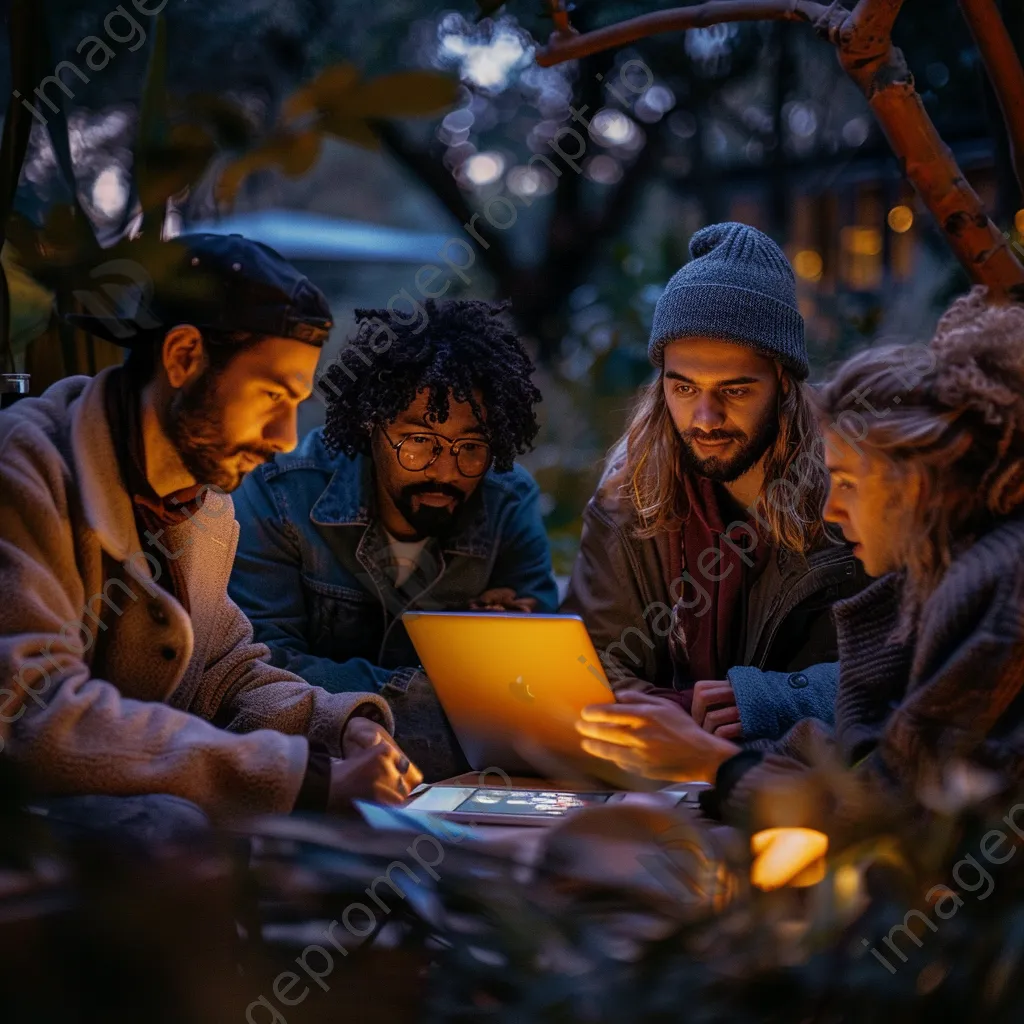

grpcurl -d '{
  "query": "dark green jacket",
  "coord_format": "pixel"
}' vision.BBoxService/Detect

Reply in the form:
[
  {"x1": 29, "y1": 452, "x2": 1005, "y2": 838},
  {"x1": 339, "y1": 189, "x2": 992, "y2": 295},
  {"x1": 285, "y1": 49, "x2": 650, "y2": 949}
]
[{"x1": 561, "y1": 479, "x2": 866, "y2": 742}]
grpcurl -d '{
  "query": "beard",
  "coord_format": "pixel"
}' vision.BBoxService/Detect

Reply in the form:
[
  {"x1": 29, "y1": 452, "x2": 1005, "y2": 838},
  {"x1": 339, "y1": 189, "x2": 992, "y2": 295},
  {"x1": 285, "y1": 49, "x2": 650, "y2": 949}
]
[
  {"x1": 678, "y1": 409, "x2": 779, "y2": 483},
  {"x1": 162, "y1": 370, "x2": 278, "y2": 493},
  {"x1": 393, "y1": 481, "x2": 467, "y2": 539}
]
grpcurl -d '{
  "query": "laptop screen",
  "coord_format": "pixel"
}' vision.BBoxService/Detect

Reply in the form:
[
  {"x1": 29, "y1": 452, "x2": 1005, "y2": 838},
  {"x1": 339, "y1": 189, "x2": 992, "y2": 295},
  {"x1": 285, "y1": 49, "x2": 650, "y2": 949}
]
[{"x1": 454, "y1": 788, "x2": 612, "y2": 818}]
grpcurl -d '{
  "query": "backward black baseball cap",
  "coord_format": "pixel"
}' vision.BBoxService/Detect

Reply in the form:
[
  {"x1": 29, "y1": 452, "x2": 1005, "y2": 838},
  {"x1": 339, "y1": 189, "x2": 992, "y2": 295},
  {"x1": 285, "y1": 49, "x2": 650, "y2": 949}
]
[{"x1": 66, "y1": 232, "x2": 333, "y2": 347}]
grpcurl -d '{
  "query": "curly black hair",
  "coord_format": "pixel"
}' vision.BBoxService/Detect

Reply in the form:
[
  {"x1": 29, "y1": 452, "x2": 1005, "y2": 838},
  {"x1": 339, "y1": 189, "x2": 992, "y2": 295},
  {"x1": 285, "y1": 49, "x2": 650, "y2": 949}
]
[{"x1": 318, "y1": 300, "x2": 541, "y2": 472}]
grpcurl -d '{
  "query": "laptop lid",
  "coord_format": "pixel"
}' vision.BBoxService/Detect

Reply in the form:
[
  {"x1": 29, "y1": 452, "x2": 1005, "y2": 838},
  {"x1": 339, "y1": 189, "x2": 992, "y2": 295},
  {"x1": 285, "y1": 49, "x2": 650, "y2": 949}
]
[{"x1": 402, "y1": 611, "x2": 613, "y2": 775}]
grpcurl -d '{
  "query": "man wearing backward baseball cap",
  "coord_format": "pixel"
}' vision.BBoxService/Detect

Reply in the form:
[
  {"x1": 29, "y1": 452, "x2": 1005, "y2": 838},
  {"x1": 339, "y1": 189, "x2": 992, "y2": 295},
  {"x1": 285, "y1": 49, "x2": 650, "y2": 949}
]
[
  {"x1": 564, "y1": 222, "x2": 867, "y2": 781},
  {"x1": 0, "y1": 234, "x2": 420, "y2": 844}
]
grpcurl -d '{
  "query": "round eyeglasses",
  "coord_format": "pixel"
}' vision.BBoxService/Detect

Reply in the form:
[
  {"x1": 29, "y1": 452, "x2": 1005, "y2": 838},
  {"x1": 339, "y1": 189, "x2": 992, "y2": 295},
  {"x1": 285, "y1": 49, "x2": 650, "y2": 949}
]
[{"x1": 382, "y1": 428, "x2": 493, "y2": 478}]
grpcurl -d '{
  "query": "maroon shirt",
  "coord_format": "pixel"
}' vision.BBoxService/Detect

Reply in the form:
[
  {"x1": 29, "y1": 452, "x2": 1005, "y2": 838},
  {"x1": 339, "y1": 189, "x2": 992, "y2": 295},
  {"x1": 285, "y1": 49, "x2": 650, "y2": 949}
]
[{"x1": 660, "y1": 474, "x2": 771, "y2": 709}]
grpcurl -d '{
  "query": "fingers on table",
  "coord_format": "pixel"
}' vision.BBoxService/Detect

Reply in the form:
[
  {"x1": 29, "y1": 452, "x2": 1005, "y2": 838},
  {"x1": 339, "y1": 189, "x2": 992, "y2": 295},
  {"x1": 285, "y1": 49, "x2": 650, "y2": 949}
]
[
  {"x1": 703, "y1": 705, "x2": 741, "y2": 735},
  {"x1": 692, "y1": 683, "x2": 734, "y2": 725}
]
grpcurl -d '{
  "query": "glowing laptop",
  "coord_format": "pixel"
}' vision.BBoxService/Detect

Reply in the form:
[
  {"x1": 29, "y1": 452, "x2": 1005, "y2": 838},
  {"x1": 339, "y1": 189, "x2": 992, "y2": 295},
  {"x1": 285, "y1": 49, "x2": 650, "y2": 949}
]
[{"x1": 402, "y1": 611, "x2": 613, "y2": 776}]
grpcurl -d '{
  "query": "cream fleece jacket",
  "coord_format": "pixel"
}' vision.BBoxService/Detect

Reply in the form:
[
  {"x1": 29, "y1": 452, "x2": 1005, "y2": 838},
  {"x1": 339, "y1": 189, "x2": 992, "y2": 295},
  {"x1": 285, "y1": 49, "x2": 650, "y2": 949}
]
[{"x1": 0, "y1": 369, "x2": 393, "y2": 820}]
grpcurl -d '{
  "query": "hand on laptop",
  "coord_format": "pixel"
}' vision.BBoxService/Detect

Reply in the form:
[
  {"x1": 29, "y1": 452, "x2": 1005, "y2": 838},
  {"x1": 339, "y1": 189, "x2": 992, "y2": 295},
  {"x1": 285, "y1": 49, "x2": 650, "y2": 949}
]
[
  {"x1": 330, "y1": 718, "x2": 424, "y2": 809},
  {"x1": 327, "y1": 745, "x2": 417, "y2": 809},
  {"x1": 691, "y1": 679, "x2": 741, "y2": 739},
  {"x1": 576, "y1": 691, "x2": 738, "y2": 784},
  {"x1": 468, "y1": 587, "x2": 538, "y2": 613}
]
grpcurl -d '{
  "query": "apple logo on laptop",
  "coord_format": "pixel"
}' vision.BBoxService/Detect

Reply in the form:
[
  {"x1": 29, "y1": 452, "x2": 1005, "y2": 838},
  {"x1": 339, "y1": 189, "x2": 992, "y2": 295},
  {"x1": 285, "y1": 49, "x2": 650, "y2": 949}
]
[{"x1": 509, "y1": 675, "x2": 535, "y2": 703}]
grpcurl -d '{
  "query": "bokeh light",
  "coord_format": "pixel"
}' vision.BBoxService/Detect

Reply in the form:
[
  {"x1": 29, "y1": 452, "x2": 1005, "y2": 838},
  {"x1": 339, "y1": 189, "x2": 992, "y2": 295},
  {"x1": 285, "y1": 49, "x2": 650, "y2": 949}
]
[
  {"x1": 585, "y1": 155, "x2": 623, "y2": 185},
  {"x1": 461, "y1": 152, "x2": 505, "y2": 186},
  {"x1": 793, "y1": 250, "x2": 824, "y2": 282},
  {"x1": 888, "y1": 205, "x2": 914, "y2": 233},
  {"x1": 91, "y1": 166, "x2": 128, "y2": 219},
  {"x1": 591, "y1": 109, "x2": 637, "y2": 147},
  {"x1": 842, "y1": 226, "x2": 883, "y2": 257}
]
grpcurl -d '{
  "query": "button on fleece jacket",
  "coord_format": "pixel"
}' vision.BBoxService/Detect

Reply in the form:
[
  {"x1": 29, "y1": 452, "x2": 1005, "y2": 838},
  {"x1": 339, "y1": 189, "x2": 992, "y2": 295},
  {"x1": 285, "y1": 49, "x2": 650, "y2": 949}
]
[{"x1": 0, "y1": 369, "x2": 392, "y2": 820}]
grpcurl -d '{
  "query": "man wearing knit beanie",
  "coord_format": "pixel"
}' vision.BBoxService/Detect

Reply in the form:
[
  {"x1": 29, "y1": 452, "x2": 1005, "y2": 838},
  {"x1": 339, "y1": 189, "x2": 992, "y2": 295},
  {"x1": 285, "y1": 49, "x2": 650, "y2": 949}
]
[{"x1": 564, "y1": 222, "x2": 865, "y2": 781}]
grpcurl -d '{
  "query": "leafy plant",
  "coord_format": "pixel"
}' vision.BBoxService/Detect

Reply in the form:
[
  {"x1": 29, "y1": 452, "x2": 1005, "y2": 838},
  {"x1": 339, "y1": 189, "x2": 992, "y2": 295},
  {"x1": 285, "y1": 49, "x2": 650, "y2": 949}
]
[{"x1": 216, "y1": 63, "x2": 460, "y2": 203}]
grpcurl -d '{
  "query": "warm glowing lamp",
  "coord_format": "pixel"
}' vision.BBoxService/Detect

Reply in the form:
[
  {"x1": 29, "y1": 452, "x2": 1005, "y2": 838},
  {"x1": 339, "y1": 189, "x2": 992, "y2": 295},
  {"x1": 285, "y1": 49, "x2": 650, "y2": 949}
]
[
  {"x1": 750, "y1": 827, "x2": 829, "y2": 891},
  {"x1": 749, "y1": 773, "x2": 829, "y2": 890},
  {"x1": 1015, "y1": 209, "x2": 1024, "y2": 235}
]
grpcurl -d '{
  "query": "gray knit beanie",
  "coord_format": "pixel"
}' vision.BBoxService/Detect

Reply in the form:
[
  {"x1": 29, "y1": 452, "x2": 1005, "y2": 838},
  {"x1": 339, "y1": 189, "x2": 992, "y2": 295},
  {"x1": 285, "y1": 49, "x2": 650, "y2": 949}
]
[{"x1": 648, "y1": 221, "x2": 808, "y2": 380}]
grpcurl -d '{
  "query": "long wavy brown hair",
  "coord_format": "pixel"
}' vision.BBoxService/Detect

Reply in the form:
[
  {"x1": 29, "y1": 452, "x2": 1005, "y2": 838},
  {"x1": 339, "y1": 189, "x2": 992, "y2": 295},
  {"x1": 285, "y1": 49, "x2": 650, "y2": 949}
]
[
  {"x1": 603, "y1": 368, "x2": 829, "y2": 553},
  {"x1": 814, "y1": 287, "x2": 1024, "y2": 626}
]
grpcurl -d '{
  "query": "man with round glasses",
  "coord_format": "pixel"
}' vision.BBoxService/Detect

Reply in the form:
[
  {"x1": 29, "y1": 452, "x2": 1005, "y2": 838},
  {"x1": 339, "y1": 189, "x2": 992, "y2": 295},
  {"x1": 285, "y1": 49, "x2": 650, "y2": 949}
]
[{"x1": 229, "y1": 299, "x2": 558, "y2": 778}]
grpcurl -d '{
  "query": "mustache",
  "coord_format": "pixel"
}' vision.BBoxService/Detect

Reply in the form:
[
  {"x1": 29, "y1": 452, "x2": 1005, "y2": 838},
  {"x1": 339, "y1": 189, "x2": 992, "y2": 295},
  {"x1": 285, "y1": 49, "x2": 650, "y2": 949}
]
[
  {"x1": 226, "y1": 444, "x2": 279, "y2": 461},
  {"x1": 683, "y1": 428, "x2": 746, "y2": 443},
  {"x1": 400, "y1": 482, "x2": 466, "y2": 502}
]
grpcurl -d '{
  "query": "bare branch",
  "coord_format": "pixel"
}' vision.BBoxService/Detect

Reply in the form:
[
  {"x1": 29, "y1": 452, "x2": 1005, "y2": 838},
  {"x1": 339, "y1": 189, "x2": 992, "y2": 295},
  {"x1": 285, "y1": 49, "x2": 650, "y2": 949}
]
[
  {"x1": 844, "y1": 0, "x2": 905, "y2": 46},
  {"x1": 546, "y1": 0, "x2": 572, "y2": 36},
  {"x1": 957, "y1": 0, "x2": 1024, "y2": 199},
  {"x1": 533, "y1": 0, "x2": 1024, "y2": 296},
  {"x1": 837, "y1": 6, "x2": 1024, "y2": 291},
  {"x1": 536, "y1": 1, "x2": 842, "y2": 67}
]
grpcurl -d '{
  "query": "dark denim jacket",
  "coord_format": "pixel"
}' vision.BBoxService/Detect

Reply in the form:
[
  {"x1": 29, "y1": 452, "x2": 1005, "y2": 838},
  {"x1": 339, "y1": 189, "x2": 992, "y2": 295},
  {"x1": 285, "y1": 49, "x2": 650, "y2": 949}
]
[{"x1": 229, "y1": 428, "x2": 558, "y2": 697}]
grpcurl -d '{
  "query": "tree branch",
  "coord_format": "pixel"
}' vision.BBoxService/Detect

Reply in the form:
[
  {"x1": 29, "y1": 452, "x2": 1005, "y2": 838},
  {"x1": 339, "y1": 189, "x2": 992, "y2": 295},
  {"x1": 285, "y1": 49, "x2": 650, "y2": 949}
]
[
  {"x1": 534, "y1": 0, "x2": 1024, "y2": 296},
  {"x1": 843, "y1": 0, "x2": 905, "y2": 48},
  {"x1": 837, "y1": 2, "x2": 1024, "y2": 292},
  {"x1": 957, "y1": 0, "x2": 1024, "y2": 198},
  {"x1": 536, "y1": 1, "x2": 842, "y2": 67}
]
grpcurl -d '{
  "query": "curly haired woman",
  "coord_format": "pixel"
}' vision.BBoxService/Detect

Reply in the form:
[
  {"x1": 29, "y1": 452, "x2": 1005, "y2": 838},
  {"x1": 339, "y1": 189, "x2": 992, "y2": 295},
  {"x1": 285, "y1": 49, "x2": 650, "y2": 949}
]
[{"x1": 577, "y1": 289, "x2": 1024, "y2": 839}]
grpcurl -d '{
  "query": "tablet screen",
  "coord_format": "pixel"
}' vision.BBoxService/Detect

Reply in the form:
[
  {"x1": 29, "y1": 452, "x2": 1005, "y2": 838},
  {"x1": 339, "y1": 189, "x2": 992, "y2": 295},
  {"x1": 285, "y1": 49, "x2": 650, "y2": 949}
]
[{"x1": 454, "y1": 788, "x2": 612, "y2": 817}]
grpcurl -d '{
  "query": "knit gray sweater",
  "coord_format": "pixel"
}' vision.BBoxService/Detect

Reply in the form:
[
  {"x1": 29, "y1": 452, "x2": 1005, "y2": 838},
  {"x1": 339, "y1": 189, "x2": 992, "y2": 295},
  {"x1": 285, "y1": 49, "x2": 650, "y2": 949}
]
[{"x1": 716, "y1": 514, "x2": 1024, "y2": 839}]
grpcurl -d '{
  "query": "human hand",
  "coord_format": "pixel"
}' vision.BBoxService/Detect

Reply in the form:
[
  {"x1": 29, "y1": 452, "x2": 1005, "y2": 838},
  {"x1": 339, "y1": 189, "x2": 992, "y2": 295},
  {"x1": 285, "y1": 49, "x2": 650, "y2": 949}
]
[
  {"x1": 469, "y1": 587, "x2": 538, "y2": 613},
  {"x1": 336, "y1": 718, "x2": 422, "y2": 807},
  {"x1": 343, "y1": 716, "x2": 404, "y2": 760},
  {"x1": 576, "y1": 690, "x2": 739, "y2": 783},
  {"x1": 691, "y1": 679, "x2": 741, "y2": 740},
  {"x1": 327, "y1": 740, "x2": 423, "y2": 811}
]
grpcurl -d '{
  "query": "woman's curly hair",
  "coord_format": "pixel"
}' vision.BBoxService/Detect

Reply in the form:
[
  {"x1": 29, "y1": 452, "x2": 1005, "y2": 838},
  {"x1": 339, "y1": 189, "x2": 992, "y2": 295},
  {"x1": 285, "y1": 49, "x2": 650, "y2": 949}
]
[
  {"x1": 318, "y1": 299, "x2": 541, "y2": 472},
  {"x1": 814, "y1": 286, "x2": 1024, "y2": 625}
]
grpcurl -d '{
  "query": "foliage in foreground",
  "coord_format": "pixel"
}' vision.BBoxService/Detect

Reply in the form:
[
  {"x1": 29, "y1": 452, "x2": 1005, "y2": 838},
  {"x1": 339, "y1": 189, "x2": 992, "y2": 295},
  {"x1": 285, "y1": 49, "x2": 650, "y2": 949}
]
[{"x1": 4, "y1": 761, "x2": 1024, "y2": 1022}]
